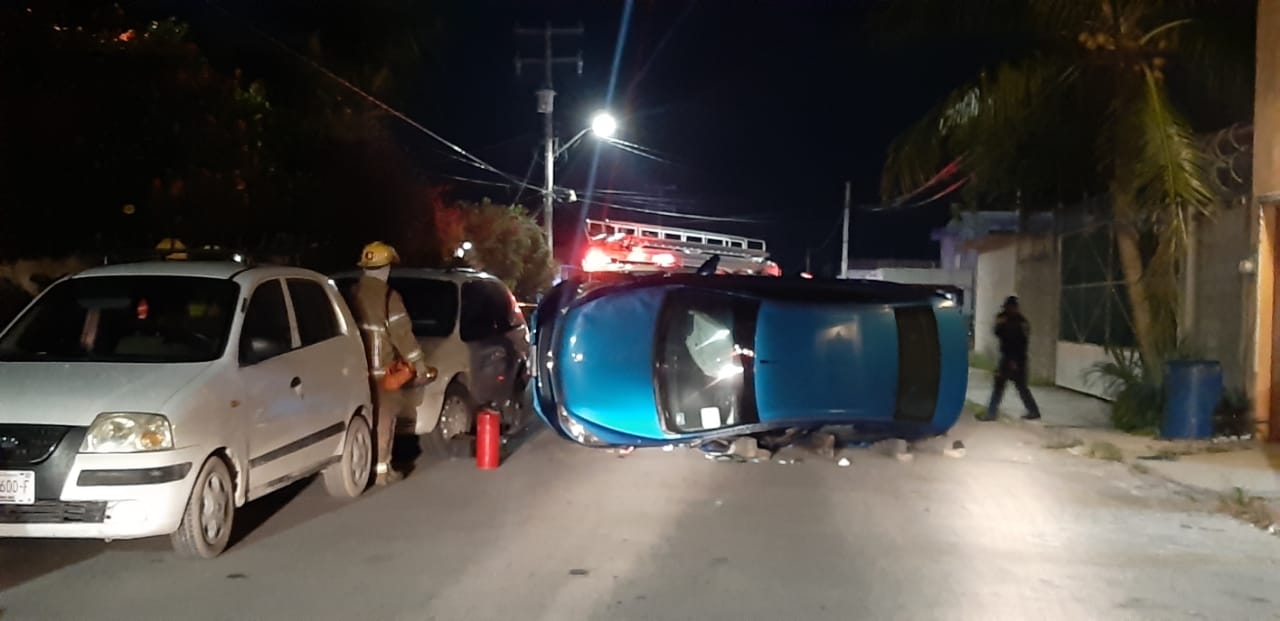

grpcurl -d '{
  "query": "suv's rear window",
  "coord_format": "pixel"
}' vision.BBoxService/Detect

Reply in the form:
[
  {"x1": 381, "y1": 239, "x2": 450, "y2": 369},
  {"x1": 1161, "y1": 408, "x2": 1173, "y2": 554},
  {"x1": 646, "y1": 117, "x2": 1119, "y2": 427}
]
[
  {"x1": 334, "y1": 276, "x2": 459, "y2": 339},
  {"x1": 391, "y1": 277, "x2": 459, "y2": 338},
  {"x1": 0, "y1": 276, "x2": 239, "y2": 363}
]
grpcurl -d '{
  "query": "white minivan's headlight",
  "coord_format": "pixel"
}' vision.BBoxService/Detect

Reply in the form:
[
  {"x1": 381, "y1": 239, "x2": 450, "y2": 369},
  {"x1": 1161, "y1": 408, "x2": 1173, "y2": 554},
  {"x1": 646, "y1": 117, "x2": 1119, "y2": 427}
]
[{"x1": 80, "y1": 413, "x2": 174, "y2": 453}]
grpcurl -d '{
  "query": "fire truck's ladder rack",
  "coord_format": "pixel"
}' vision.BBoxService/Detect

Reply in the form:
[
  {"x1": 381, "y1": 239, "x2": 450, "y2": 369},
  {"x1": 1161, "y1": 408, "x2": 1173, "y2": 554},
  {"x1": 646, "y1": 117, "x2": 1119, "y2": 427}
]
[{"x1": 584, "y1": 218, "x2": 770, "y2": 261}]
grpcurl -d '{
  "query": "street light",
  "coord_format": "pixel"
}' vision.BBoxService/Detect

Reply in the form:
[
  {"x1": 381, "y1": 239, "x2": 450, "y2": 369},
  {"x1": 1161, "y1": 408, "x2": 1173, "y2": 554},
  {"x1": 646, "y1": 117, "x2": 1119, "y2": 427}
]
[
  {"x1": 555, "y1": 111, "x2": 619, "y2": 159},
  {"x1": 590, "y1": 111, "x2": 617, "y2": 139},
  {"x1": 545, "y1": 111, "x2": 619, "y2": 254}
]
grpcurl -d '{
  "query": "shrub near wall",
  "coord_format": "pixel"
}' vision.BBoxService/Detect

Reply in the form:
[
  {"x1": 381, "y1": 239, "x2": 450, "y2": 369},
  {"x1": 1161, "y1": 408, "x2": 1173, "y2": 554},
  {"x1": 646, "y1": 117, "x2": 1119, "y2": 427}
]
[{"x1": 0, "y1": 257, "x2": 90, "y2": 325}]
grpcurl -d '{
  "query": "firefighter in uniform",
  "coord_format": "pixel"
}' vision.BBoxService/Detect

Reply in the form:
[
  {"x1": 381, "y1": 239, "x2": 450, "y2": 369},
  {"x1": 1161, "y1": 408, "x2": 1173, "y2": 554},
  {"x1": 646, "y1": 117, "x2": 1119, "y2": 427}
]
[{"x1": 349, "y1": 242, "x2": 432, "y2": 485}]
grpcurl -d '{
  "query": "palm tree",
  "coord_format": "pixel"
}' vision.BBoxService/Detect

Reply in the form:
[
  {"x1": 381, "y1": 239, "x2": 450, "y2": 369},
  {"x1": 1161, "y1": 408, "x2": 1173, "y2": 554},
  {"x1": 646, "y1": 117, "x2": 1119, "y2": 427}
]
[{"x1": 878, "y1": 0, "x2": 1253, "y2": 372}]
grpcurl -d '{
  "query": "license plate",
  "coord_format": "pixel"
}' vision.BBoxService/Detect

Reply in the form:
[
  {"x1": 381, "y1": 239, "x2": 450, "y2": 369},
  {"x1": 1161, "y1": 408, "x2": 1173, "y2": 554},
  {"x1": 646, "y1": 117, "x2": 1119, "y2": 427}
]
[{"x1": 0, "y1": 470, "x2": 35, "y2": 505}]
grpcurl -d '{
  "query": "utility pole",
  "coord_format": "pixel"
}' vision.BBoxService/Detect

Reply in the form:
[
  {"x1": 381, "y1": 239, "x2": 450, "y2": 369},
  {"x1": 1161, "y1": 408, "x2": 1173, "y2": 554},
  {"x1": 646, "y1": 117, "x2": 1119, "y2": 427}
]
[
  {"x1": 515, "y1": 22, "x2": 583, "y2": 255},
  {"x1": 840, "y1": 181, "x2": 851, "y2": 279}
]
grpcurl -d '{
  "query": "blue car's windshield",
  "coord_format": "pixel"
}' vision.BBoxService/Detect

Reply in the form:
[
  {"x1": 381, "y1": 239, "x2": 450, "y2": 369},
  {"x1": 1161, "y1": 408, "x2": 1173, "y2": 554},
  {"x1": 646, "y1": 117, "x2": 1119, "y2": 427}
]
[{"x1": 655, "y1": 289, "x2": 761, "y2": 434}]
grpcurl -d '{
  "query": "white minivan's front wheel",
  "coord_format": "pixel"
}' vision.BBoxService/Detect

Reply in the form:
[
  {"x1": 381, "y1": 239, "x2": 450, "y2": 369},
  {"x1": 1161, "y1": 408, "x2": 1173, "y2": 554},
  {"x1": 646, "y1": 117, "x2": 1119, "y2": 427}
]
[
  {"x1": 323, "y1": 415, "x2": 372, "y2": 499},
  {"x1": 171, "y1": 456, "x2": 235, "y2": 559}
]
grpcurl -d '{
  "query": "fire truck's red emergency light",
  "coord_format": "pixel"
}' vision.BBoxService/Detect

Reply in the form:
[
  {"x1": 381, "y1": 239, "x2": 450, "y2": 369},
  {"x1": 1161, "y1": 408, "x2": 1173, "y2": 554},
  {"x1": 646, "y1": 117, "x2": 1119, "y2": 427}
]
[{"x1": 582, "y1": 247, "x2": 611, "y2": 271}]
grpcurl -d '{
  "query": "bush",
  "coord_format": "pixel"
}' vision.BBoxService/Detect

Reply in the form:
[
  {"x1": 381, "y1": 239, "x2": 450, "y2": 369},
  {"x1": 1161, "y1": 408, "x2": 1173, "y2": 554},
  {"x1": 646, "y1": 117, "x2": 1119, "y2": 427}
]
[
  {"x1": 0, "y1": 257, "x2": 89, "y2": 326},
  {"x1": 1086, "y1": 348, "x2": 1163, "y2": 433},
  {"x1": 1214, "y1": 388, "x2": 1254, "y2": 438}
]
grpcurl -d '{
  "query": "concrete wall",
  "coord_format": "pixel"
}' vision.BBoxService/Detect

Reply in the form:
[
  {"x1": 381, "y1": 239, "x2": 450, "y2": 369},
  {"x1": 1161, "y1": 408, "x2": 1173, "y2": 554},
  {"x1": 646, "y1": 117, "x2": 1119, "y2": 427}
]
[
  {"x1": 1014, "y1": 234, "x2": 1059, "y2": 384},
  {"x1": 973, "y1": 242, "x2": 1017, "y2": 359},
  {"x1": 1189, "y1": 204, "x2": 1253, "y2": 390}
]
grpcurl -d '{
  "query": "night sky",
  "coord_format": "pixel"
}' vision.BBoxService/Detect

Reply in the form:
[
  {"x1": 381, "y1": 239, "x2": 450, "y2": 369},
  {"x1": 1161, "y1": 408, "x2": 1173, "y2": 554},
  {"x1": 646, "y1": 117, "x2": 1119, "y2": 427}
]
[{"x1": 174, "y1": 0, "x2": 1003, "y2": 274}]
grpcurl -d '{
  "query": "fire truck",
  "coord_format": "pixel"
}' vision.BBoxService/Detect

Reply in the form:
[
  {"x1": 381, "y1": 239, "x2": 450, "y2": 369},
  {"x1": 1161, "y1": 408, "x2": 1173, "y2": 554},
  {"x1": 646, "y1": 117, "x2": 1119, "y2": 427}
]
[{"x1": 572, "y1": 218, "x2": 782, "y2": 279}]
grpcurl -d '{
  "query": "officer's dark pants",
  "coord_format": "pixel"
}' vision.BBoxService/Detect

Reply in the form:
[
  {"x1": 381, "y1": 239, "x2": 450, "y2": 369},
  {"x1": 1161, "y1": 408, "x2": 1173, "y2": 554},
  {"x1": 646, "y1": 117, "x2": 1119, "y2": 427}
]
[{"x1": 986, "y1": 357, "x2": 1041, "y2": 418}]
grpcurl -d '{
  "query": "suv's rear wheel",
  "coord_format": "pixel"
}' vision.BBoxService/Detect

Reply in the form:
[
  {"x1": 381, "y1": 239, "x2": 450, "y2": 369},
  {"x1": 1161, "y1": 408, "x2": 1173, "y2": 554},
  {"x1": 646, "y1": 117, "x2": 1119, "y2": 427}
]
[
  {"x1": 171, "y1": 456, "x2": 235, "y2": 559},
  {"x1": 421, "y1": 382, "x2": 473, "y2": 459}
]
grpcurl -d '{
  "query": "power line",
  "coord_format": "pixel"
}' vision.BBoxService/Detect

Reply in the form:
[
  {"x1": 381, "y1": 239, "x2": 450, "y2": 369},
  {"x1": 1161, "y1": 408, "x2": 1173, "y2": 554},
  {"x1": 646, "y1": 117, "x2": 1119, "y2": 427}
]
[{"x1": 200, "y1": 0, "x2": 534, "y2": 192}]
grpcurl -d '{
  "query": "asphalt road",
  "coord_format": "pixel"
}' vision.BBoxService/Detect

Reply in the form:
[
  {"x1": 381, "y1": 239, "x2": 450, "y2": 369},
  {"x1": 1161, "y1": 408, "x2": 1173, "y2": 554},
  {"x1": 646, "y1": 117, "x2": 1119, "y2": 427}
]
[{"x1": 3, "y1": 420, "x2": 1280, "y2": 621}]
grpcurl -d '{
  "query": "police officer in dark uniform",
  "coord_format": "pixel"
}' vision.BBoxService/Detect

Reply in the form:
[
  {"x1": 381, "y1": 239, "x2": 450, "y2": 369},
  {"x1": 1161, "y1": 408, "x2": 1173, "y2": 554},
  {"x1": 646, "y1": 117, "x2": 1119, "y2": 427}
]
[{"x1": 981, "y1": 295, "x2": 1042, "y2": 421}]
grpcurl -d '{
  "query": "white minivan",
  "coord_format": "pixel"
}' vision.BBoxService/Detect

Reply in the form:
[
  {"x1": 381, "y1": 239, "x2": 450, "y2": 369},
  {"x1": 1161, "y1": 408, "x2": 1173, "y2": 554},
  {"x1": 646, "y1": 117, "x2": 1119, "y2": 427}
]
[{"x1": 0, "y1": 260, "x2": 375, "y2": 558}]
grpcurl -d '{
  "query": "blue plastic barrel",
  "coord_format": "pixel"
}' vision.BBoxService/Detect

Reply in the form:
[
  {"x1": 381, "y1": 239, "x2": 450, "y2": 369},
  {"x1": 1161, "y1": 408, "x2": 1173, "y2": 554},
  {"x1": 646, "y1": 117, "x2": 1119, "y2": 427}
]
[{"x1": 1162, "y1": 360, "x2": 1224, "y2": 440}]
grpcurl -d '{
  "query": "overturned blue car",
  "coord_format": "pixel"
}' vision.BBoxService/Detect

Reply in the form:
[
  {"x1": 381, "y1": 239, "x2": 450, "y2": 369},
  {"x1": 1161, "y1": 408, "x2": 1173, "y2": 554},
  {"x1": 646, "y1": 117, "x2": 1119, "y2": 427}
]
[{"x1": 530, "y1": 264, "x2": 968, "y2": 449}]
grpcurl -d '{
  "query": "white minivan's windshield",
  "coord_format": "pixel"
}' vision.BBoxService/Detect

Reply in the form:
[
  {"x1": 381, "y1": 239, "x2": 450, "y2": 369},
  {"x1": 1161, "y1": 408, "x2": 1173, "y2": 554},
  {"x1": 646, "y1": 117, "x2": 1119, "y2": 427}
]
[{"x1": 0, "y1": 276, "x2": 239, "y2": 363}]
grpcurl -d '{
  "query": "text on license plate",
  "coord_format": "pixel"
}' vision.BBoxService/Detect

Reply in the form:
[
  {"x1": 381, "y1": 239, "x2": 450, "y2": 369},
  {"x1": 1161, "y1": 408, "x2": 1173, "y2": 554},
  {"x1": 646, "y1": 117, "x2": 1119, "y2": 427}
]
[{"x1": 0, "y1": 470, "x2": 36, "y2": 505}]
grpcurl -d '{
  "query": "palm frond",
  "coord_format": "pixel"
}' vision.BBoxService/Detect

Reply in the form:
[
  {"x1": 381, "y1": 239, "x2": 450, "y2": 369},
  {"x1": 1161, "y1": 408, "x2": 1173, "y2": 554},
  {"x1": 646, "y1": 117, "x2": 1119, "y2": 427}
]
[
  {"x1": 1132, "y1": 67, "x2": 1216, "y2": 243},
  {"x1": 880, "y1": 56, "x2": 1079, "y2": 203},
  {"x1": 866, "y1": 0, "x2": 1098, "y2": 48},
  {"x1": 1161, "y1": 2, "x2": 1256, "y2": 127}
]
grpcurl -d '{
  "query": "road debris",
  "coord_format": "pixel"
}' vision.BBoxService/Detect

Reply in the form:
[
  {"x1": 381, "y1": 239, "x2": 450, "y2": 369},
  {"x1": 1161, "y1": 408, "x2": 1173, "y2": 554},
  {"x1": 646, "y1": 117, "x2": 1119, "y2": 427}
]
[
  {"x1": 944, "y1": 440, "x2": 966, "y2": 459},
  {"x1": 729, "y1": 437, "x2": 760, "y2": 459},
  {"x1": 804, "y1": 432, "x2": 837, "y2": 460},
  {"x1": 569, "y1": 568, "x2": 590, "y2": 576},
  {"x1": 662, "y1": 444, "x2": 675, "y2": 452},
  {"x1": 837, "y1": 457, "x2": 851, "y2": 467}
]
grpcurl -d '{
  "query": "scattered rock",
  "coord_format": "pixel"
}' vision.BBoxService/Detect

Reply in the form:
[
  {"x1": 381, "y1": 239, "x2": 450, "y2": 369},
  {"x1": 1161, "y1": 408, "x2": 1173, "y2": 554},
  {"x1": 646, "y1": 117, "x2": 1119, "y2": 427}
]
[
  {"x1": 874, "y1": 438, "x2": 910, "y2": 459},
  {"x1": 944, "y1": 440, "x2": 967, "y2": 459},
  {"x1": 837, "y1": 457, "x2": 851, "y2": 467},
  {"x1": 812, "y1": 432, "x2": 837, "y2": 460},
  {"x1": 729, "y1": 437, "x2": 760, "y2": 459},
  {"x1": 569, "y1": 568, "x2": 590, "y2": 576}
]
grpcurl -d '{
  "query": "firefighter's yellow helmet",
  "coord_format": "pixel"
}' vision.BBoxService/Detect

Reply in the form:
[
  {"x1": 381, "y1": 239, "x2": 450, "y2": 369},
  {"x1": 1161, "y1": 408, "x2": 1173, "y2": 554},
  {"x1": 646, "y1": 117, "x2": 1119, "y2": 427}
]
[{"x1": 357, "y1": 241, "x2": 400, "y2": 269}]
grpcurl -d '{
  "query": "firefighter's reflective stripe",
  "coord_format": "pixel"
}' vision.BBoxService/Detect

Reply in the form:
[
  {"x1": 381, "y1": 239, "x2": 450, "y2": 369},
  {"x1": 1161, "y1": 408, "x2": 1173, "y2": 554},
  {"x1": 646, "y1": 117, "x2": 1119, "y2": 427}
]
[{"x1": 349, "y1": 275, "x2": 427, "y2": 376}]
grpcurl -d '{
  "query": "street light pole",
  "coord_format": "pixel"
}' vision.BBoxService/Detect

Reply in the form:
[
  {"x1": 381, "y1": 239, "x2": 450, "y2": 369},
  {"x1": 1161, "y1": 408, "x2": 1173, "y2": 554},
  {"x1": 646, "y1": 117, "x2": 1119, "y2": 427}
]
[
  {"x1": 514, "y1": 22, "x2": 584, "y2": 256},
  {"x1": 840, "y1": 181, "x2": 851, "y2": 278},
  {"x1": 540, "y1": 89, "x2": 556, "y2": 250}
]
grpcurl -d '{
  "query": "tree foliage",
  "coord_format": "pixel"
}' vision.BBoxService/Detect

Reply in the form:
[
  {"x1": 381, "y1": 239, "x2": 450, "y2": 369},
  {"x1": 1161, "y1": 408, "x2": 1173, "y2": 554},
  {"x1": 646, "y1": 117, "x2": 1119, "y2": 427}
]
[
  {"x1": 0, "y1": 4, "x2": 274, "y2": 257},
  {"x1": 434, "y1": 199, "x2": 557, "y2": 300},
  {"x1": 877, "y1": 0, "x2": 1255, "y2": 371}
]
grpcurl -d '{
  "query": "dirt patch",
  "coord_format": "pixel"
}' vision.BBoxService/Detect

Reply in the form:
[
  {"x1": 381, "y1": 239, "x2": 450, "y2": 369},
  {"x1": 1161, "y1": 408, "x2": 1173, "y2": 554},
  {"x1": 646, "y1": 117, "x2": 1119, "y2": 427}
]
[{"x1": 1218, "y1": 487, "x2": 1280, "y2": 533}]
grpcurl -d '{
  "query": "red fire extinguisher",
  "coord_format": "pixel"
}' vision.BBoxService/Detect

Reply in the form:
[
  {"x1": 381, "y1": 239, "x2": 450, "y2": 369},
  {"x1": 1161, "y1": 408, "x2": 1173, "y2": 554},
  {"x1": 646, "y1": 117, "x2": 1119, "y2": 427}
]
[{"x1": 475, "y1": 408, "x2": 501, "y2": 470}]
